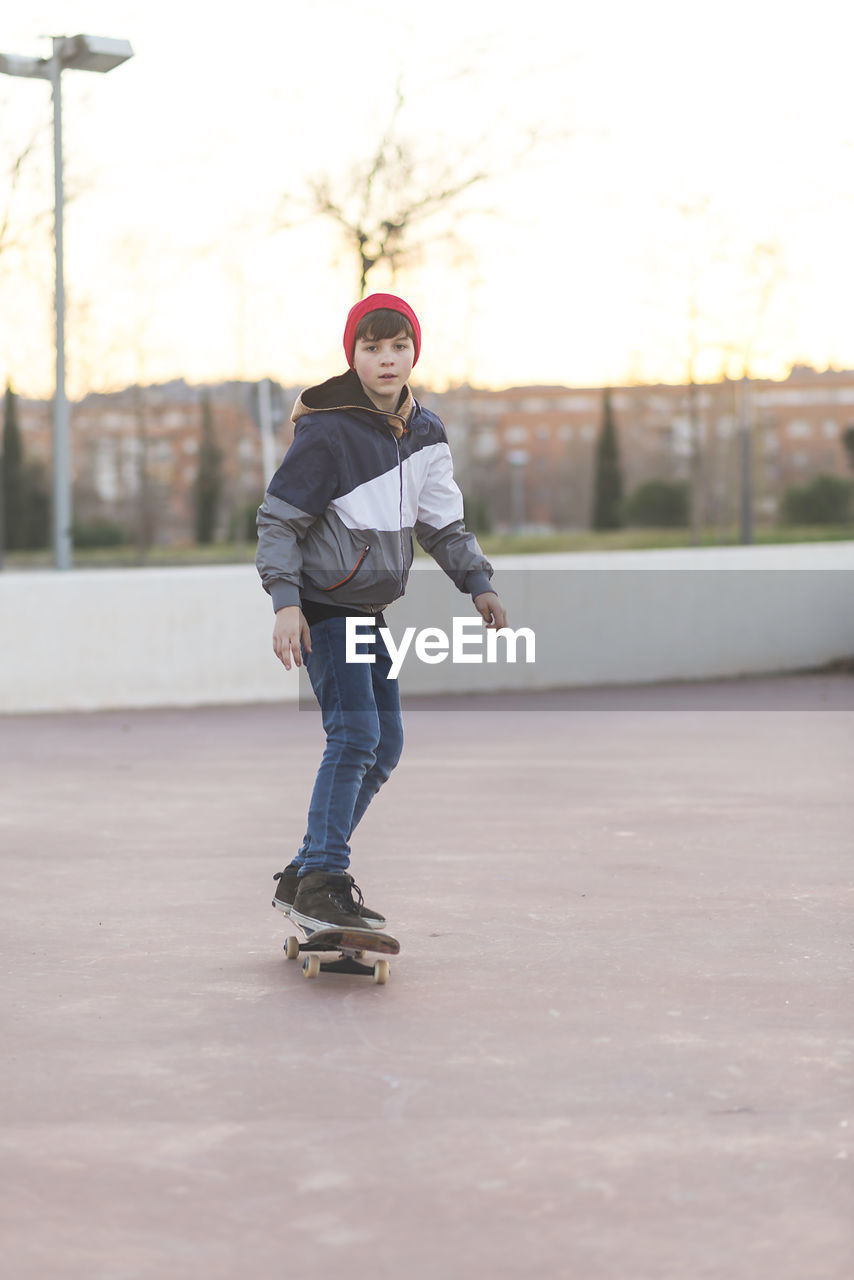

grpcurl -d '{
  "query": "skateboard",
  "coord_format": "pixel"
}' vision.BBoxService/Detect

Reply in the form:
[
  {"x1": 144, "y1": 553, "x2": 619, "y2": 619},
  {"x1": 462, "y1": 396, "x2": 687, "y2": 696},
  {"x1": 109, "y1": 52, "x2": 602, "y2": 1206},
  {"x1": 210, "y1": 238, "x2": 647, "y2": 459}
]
[{"x1": 284, "y1": 923, "x2": 400, "y2": 984}]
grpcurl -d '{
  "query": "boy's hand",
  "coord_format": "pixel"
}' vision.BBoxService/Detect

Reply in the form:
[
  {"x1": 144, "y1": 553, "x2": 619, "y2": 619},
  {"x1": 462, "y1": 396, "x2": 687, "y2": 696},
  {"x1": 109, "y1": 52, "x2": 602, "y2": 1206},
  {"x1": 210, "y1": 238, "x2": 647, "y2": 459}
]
[
  {"x1": 272, "y1": 606, "x2": 311, "y2": 670},
  {"x1": 473, "y1": 591, "x2": 507, "y2": 629}
]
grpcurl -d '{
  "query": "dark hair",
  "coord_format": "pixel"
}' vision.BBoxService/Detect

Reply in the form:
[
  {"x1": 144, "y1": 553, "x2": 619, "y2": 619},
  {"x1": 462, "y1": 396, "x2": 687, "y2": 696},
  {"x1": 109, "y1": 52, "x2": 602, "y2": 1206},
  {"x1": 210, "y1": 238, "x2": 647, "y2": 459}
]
[{"x1": 354, "y1": 308, "x2": 415, "y2": 346}]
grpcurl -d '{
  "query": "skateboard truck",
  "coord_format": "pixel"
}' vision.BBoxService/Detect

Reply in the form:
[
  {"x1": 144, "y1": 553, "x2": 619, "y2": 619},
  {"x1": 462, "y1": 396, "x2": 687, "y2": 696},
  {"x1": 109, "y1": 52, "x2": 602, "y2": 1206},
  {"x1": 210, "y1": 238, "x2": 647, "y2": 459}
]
[{"x1": 284, "y1": 924, "x2": 400, "y2": 985}]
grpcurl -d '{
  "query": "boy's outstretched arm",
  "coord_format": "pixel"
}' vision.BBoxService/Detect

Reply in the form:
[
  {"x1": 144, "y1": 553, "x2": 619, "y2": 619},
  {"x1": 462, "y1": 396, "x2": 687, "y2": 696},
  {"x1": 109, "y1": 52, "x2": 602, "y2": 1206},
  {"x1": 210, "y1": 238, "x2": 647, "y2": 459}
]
[
  {"x1": 474, "y1": 591, "x2": 507, "y2": 629},
  {"x1": 272, "y1": 606, "x2": 312, "y2": 670}
]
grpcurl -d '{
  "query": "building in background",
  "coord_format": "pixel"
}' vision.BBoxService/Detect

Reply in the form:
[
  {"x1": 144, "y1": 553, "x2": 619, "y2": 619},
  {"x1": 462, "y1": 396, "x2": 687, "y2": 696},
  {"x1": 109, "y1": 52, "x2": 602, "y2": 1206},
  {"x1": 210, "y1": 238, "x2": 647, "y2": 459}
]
[
  {"x1": 433, "y1": 366, "x2": 853, "y2": 532},
  {"x1": 12, "y1": 366, "x2": 854, "y2": 545},
  {"x1": 14, "y1": 381, "x2": 297, "y2": 547}
]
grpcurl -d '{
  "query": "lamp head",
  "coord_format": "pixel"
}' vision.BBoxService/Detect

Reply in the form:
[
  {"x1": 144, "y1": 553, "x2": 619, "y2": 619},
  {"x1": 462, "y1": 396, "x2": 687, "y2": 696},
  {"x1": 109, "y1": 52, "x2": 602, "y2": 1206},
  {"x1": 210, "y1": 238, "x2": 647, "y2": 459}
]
[{"x1": 57, "y1": 34, "x2": 134, "y2": 73}]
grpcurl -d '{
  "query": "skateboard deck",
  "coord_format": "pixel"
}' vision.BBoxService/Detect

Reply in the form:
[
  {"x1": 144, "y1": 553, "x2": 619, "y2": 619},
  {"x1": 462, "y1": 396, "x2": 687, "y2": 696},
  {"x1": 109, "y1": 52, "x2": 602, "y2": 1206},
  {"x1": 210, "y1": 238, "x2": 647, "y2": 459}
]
[{"x1": 284, "y1": 924, "x2": 400, "y2": 984}]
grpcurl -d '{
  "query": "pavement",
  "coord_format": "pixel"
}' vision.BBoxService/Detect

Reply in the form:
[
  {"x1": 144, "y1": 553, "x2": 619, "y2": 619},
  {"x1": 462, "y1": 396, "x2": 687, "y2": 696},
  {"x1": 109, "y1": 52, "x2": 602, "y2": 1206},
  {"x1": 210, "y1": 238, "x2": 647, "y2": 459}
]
[{"x1": 1, "y1": 673, "x2": 852, "y2": 1280}]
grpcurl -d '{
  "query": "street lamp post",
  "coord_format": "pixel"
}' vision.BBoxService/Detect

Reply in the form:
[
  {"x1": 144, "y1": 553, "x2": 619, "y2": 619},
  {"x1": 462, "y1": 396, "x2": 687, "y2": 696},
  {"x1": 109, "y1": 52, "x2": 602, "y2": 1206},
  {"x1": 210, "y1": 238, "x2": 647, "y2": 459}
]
[
  {"x1": 0, "y1": 34, "x2": 133, "y2": 570},
  {"x1": 739, "y1": 373, "x2": 753, "y2": 545},
  {"x1": 507, "y1": 449, "x2": 529, "y2": 533}
]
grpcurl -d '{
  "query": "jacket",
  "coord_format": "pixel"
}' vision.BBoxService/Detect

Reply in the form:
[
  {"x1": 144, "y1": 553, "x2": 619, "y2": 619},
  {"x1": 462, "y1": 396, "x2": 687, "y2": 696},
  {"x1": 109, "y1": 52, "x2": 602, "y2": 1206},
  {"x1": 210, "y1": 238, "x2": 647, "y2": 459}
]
[{"x1": 256, "y1": 368, "x2": 494, "y2": 614}]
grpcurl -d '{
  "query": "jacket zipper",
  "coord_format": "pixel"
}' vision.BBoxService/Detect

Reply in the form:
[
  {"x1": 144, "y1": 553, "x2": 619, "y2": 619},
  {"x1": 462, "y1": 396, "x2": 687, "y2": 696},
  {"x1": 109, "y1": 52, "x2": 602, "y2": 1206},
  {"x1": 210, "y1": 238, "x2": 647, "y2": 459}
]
[
  {"x1": 395, "y1": 436, "x2": 405, "y2": 592},
  {"x1": 323, "y1": 543, "x2": 371, "y2": 591}
]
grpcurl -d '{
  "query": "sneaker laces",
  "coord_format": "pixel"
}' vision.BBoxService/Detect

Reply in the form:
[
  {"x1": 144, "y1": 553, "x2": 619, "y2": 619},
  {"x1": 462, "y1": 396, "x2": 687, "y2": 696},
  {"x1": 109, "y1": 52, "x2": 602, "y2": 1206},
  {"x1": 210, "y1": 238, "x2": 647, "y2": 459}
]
[{"x1": 344, "y1": 875, "x2": 365, "y2": 911}]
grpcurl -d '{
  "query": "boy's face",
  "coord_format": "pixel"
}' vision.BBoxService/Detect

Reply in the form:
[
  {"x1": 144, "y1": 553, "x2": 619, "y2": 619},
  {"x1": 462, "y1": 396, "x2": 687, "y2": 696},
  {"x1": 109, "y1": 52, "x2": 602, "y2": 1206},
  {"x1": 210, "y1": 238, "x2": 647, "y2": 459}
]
[{"x1": 352, "y1": 328, "x2": 415, "y2": 411}]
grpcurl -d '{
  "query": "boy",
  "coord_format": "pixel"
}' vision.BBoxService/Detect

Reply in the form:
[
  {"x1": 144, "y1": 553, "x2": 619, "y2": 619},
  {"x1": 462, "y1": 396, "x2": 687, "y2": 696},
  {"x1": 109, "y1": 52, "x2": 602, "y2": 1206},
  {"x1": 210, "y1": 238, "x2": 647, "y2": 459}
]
[{"x1": 256, "y1": 292, "x2": 506, "y2": 932}]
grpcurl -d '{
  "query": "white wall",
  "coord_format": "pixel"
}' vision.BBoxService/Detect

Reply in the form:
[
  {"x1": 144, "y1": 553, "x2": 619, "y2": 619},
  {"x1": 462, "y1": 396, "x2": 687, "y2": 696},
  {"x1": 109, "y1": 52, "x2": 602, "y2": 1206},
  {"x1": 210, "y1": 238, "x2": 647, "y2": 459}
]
[
  {"x1": 0, "y1": 565, "x2": 285, "y2": 713},
  {"x1": 1, "y1": 543, "x2": 852, "y2": 713}
]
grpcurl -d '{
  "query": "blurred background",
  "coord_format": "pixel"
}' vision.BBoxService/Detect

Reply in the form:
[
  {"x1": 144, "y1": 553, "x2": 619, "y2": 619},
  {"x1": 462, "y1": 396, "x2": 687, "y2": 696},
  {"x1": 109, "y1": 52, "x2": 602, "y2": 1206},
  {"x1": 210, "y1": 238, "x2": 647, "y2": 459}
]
[{"x1": 1, "y1": 0, "x2": 853, "y2": 563}]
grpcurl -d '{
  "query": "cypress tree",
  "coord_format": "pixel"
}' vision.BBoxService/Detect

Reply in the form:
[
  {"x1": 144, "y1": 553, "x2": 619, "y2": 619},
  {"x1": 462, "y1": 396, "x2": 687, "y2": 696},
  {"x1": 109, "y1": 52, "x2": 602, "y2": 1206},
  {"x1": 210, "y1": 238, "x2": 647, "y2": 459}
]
[
  {"x1": 592, "y1": 387, "x2": 624, "y2": 530},
  {"x1": 23, "y1": 462, "x2": 51, "y2": 550},
  {"x1": 2, "y1": 384, "x2": 25, "y2": 551},
  {"x1": 194, "y1": 393, "x2": 223, "y2": 544},
  {"x1": 843, "y1": 425, "x2": 854, "y2": 470}
]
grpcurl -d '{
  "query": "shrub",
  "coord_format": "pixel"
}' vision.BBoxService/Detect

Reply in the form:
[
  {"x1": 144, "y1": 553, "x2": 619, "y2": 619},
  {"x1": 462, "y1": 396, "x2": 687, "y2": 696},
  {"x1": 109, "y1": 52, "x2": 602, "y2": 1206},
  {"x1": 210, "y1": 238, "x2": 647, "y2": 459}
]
[
  {"x1": 624, "y1": 480, "x2": 691, "y2": 528},
  {"x1": 463, "y1": 493, "x2": 492, "y2": 535},
  {"x1": 72, "y1": 518, "x2": 130, "y2": 549},
  {"x1": 227, "y1": 500, "x2": 261, "y2": 542},
  {"x1": 781, "y1": 474, "x2": 853, "y2": 525}
]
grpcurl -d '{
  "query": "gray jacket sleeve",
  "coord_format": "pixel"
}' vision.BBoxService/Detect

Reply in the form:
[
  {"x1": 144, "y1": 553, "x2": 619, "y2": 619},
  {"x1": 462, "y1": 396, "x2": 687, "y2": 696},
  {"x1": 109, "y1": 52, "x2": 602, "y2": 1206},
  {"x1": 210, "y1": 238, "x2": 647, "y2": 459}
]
[{"x1": 256, "y1": 493, "x2": 315, "y2": 612}]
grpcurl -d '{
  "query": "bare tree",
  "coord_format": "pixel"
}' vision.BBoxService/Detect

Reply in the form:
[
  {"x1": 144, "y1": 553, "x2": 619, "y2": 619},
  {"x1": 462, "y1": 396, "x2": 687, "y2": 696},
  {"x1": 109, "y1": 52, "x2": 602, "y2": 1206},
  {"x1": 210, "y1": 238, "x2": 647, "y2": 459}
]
[
  {"x1": 651, "y1": 197, "x2": 786, "y2": 543},
  {"x1": 675, "y1": 197, "x2": 711, "y2": 546},
  {"x1": 0, "y1": 106, "x2": 52, "y2": 263},
  {"x1": 283, "y1": 82, "x2": 510, "y2": 298}
]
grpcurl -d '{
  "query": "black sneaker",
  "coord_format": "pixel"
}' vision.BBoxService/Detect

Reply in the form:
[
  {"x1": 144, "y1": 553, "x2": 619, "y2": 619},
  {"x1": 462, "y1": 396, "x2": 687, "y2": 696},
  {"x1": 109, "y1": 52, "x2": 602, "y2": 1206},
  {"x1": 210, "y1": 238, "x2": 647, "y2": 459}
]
[
  {"x1": 290, "y1": 871, "x2": 383, "y2": 933},
  {"x1": 272, "y1": 866, "x2": 300, "y2": 914},
  {"x1": 273, "y1": 868, "x2": 386, "y2": 929},
  {"x1": 343, "y1": 873, "x2": 386, "y2": 930}
]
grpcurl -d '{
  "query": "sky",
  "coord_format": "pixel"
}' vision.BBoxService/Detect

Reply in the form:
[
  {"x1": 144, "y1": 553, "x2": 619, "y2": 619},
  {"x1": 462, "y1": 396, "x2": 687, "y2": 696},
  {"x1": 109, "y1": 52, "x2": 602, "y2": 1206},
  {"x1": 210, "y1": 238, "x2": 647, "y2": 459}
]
[{"x1": 1, "y1": 0, "x2": 853, "y2": 399}]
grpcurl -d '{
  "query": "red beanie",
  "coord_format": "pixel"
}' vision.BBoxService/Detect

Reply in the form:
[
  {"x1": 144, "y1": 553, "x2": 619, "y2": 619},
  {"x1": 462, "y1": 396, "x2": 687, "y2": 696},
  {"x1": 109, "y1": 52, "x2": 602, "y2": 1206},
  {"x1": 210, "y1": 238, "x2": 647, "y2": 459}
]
[{"x1": 343, "y1": 293, "x2": 421, "y2": 368}]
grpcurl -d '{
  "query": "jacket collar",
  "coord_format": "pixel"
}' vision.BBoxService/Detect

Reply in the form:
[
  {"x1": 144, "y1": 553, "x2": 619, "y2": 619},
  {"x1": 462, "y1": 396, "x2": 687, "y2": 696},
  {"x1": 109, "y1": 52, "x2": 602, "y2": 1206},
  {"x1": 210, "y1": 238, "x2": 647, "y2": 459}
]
[{"x1": 291, "y1": 367, "x2": 413, "y2": 440}]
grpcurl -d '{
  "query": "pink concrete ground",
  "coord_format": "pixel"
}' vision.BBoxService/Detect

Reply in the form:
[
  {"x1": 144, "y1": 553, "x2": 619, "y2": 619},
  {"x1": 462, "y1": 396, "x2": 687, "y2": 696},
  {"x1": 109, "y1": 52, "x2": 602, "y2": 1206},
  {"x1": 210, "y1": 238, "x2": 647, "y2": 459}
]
[{"x1": 1, "y1": 674, "x2": 852, "y2": 1279}]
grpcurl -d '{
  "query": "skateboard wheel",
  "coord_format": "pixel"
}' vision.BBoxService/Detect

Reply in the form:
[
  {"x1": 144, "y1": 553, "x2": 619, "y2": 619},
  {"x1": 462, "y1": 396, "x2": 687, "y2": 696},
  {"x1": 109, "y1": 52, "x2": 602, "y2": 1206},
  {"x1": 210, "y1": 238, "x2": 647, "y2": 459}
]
[
  {"x1": 285, "y1": 936, "x2": 300, "y2": 961},
  {"x1": 373, "y1": 960, "x2": 390, "y2": 985},
  {"x1": 302, "y1": 955, "x2": 320, "y2": 979}
]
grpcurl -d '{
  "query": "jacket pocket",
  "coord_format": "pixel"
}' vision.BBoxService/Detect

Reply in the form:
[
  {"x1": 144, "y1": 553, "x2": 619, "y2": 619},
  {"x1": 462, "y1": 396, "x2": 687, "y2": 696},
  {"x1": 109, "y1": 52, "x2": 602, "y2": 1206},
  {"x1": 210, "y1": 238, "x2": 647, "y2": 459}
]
[{"x1": 321, "y1": 543, "x2": 371, "y2": 591}]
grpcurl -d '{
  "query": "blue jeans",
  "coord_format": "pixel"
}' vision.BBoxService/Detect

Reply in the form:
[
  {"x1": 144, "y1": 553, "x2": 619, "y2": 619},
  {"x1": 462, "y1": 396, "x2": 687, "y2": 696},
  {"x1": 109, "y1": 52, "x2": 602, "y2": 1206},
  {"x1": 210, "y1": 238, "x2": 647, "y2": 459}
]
[{"x1": 294, "y1": 615, "x2": 404, "y2": 875}]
